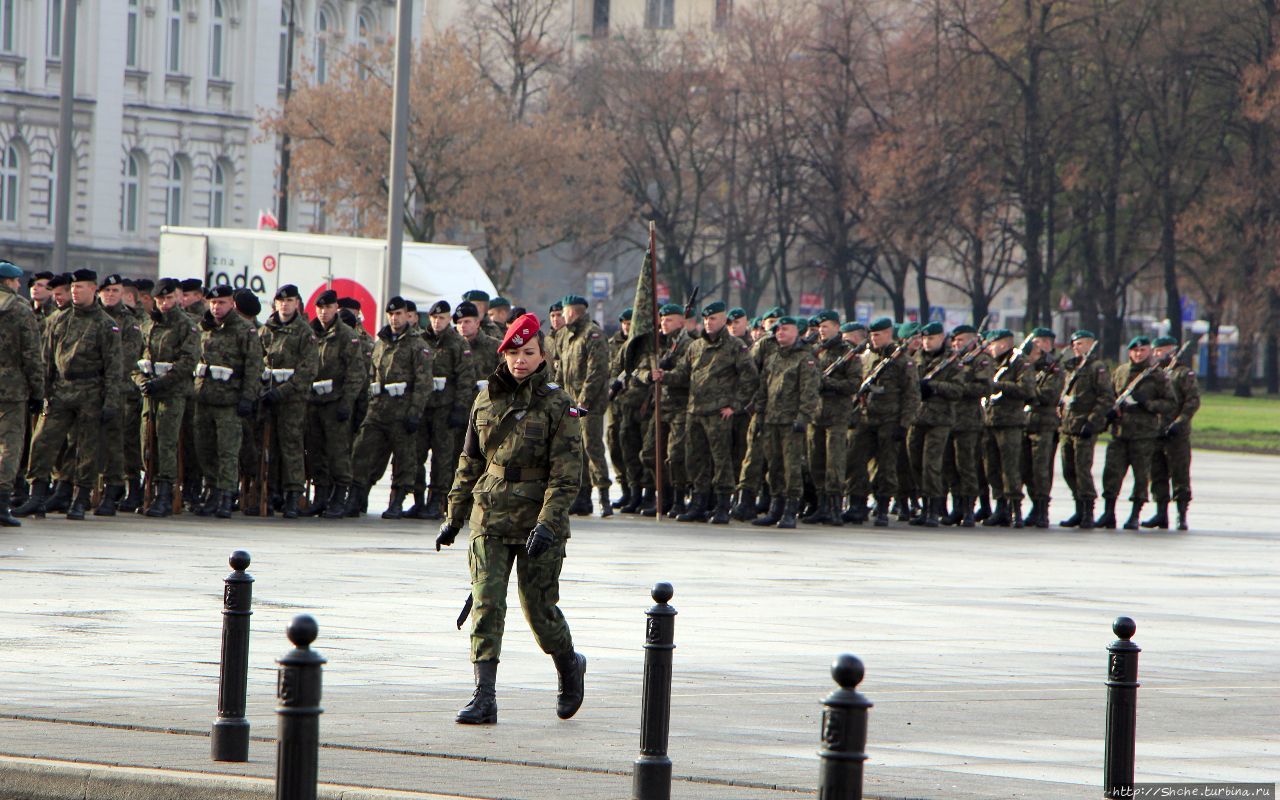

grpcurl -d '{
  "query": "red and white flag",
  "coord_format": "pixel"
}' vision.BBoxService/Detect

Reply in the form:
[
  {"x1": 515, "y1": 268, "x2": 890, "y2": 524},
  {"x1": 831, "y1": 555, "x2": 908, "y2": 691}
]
[{"x1": 257, "y1": 209, "x2": 279, "y2": 230}]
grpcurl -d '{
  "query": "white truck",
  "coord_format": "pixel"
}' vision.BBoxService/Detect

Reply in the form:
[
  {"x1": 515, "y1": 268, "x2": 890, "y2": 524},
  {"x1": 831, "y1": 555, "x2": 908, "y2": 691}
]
[{"x1": 158, "y1": 226, "x2": 497, "y2": 334}]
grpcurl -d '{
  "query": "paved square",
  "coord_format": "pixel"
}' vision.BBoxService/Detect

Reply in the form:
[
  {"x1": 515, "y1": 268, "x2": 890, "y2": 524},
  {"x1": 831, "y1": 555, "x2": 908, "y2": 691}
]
[{"x1": 0, "y1": 448, "x2": 1276, "y2": 799}]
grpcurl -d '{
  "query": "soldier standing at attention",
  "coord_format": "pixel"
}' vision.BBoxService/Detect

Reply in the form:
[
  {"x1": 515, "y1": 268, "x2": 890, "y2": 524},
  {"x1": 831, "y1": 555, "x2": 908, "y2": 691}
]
[
  {"x1": 180, "y1": 279, "x2": 207, "y2": 323},
  {"x1": 486, "y1": 296, "x2": 512, "y2": 332},
  {"x1": 177, "y1": 278, "x2": 207, "y2": 509},
  {"x1": 606, "y1": 308, "x2": 644, "y2": 512},
  {"x1": 980, "y1": 330, "x2": 1035, "y2": 528},
  {"x1": 134, "y1": 278, "x2": 199, "y2": 517},
  {"x1": 642, "y1": 304, "x2": 693, "y2": 517},
  {"x1": 300, "y1": 290, "x2": 366, "y2": 520},
  {"x1": 847, "y1": 318, "x2": 919, "y2": 527},
  {"x1": 16, "y1": 269, "x2": 120, "y2": 521},
  {"x1": 726, "y1": 307, "x2": 754, "y2": 482},
  {"x1": 257, "y1": 285, "x2": 319, "y2": 519},
  {"x1": 907, "y1": 322, "x2": 964, "y2": 528},
  {"x1": 410, "y1": 300, "x2": 475, "y2": 521},
  {"x1": 1056, "y1": 330, "x2": 1113, "y2": 529},
  {"x1": 28, "y1": 271, "x2": 55, "y2": 323},
  {"x1": 436, "y1": 313, "x2": 586, "y2": 726},
  {"x1": 348, "y1": 297, "x2": 432, "y2": 519},
  {"x1": 1144, "y1": 336, "x2": 1199, "y2": 531},
  {"x1": 556, "y1": 295, "x2": 612, "y2": 517},
  {"x1": 0, "y1": 261, "x2": 43, "y2": 526},
  {"x1": 730, "y1": 308, "x2": 783, "y2": 521},
  {"x1": 463, "y1": 290, "x2": 504, "y2": 341},
  {"x1": 1096, "y1": 336, "x2": 1175, "y2": 530},
  {"x1": 801, "y1": 311, "x2": 858, "y2": 526},
  {"x1": 1020, "y1": 329, "x2": 1064, "y2": 528},
  {"x1": 94, "y1": 274, "x2": 144, "y2": 516},
  {"x1": 937, "y1": 325, "x2": 989, "y2": 527},
  {"x1": 455, "y1": 302, "x2": 499, "y2": 386},
  {"x1": 665, "y1": 301, "x2": 758, "y2": 524}
]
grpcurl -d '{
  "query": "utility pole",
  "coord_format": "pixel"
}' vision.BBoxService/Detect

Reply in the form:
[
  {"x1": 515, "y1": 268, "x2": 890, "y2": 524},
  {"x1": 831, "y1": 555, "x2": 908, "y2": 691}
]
[
  {"x1": 721, "y1": 87, "x2": 740, "y2": 307},
  {"x1": 383, "y1": 0, "x2": 413, "y2": 303},
  {"x1": 51, "y1": 0, "x2": 77, "y2": 272},
  {"x1": 278, "y1": 0, "x2": 296, "y2": 231}
]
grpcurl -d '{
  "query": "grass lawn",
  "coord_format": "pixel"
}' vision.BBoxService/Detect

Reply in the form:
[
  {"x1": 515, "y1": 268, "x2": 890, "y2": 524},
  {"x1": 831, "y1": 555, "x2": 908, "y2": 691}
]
[{"x1": 1193, "y1": 392, "x2": 1280, "y2": 454}]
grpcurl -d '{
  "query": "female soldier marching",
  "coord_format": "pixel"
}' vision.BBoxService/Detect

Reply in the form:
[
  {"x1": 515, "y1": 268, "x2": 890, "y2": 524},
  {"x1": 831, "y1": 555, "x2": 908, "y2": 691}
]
[{"x1": 436, "y1": 313, "x2": 586, "y2": 725}]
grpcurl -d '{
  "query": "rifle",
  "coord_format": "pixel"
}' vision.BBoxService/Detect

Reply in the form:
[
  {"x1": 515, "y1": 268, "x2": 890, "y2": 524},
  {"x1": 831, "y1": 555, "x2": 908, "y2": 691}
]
[
  {"x1": 1112, "y1": 362, "x2": 1159, "y2": 414},
  {"x1": 258, "y1": 415, "x2": 272, "y2": 517},
  {"x1": 923, "y1": 332, "x2": 984, "y2": 381},
  {"x1": 682, "y1": 284, "x2": 701, "y2": 320},
  {"x1": 1162, "y1": 339, "x2": 1194, "y2": 373},
  {"x1": 982, "y1": 332, "x2": 1036, "y2": 409},
  {"x1": 1057, "y1": 339, "x2": 1101, "y2": 415},
  {"x1": 823, "y1": 339, "x2": 868, "y2": 377},
  {"x1": 856, "y1": 341, "x2": 908, "y2": 400},
  {"x1": 959, "y1": 314, "x2": 995, "y2": 366}
]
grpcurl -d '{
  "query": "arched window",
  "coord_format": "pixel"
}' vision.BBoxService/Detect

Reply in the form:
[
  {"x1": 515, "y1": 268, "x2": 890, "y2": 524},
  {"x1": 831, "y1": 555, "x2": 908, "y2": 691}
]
[
  {"x1": 126, "y1": 0, "x2": 140, "y2": 68},
  {"x1": 210, "y1": 0, "x2": 225, "y2": 78},
  {"x1": 1, "y1": 0, "x2": 17, "y2": 54},
  {"x1": 165, "y1": 156, "x2": 187, "y2": 226},
  {"x1": 166, "y1": 0, "x2": 183, "y2": 74},
  {"x1": 120, "y1": 152, "x2": 143, "y2": 232},
  {"x1": 210, "y1": 160, "x2": 228, "y2": 227},
  {"x1": 0, "y1": 143, "x2": 20, "y2": 223},
  {"x1": 355, "y1": 10, "x2": 371, "y2": 78},
  {"x1": 316, "y1": 6, "x2": 330, "y2": 84},
  {"x1": 47, "y1": 0, "x2": 62, "y2": 59}
]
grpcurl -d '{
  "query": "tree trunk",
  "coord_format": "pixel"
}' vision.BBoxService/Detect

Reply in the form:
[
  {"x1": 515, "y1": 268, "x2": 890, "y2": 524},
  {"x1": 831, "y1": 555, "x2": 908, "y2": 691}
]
[
  {"x1": 1160, "y1": 174, "x2": 1182, "y2": 342},
  {"x1": 915, "y1": 252, "x2": 930, "y2": 323},
  {"x1": 1206, "y1": 315, "x2": 1220, "y2": 393},
  {"x1": 1233, "y1": 334, "x2": 1255, "y2": 398}
]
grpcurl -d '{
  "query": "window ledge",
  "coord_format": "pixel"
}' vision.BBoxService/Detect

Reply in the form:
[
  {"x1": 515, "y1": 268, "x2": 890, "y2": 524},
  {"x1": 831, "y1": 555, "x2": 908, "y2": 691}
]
[
  {"x1": 165, "y1": 72, "x2": 191, "y2": 86},
  {"x1": 208, "y1": 78, "x2": 232, "y2": 90},
  {"x1": 0, "y1": 53, "x2": 24, "y2": 65},
  {"x1": 125, "y1": 68, "x2": 148, "y2": 80}
]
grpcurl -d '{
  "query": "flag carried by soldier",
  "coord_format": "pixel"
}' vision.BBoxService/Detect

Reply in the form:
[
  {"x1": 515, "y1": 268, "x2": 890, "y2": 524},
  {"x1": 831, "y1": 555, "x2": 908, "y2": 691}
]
[{"x1": 622, "y1": 222, "x2": 663, "y2": 508}]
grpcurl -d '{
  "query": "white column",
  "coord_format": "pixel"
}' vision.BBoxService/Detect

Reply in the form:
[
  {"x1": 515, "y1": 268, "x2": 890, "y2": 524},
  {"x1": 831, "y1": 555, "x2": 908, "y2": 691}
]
[{"x1": 86, "y1": 0, "x2": 126, "y2": 247}]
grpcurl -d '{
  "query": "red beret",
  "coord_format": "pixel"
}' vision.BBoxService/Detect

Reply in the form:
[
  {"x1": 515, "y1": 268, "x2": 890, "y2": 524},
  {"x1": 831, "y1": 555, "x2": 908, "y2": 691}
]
[{"x1": 498, "y1": 313, "x2": 541, "y2": 352}]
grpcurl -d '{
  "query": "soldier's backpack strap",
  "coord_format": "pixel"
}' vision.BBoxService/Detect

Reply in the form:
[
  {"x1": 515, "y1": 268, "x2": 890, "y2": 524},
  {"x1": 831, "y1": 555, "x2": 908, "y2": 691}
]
[{"x1": 482, "y1": 406, "x2": 528, "y2": 463}]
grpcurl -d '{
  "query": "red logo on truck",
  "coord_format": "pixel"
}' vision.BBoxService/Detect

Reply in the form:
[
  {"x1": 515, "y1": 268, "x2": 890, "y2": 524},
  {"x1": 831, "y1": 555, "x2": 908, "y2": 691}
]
[{"x1": 306, "y1": 279, "x2": 378, "y2": 336}]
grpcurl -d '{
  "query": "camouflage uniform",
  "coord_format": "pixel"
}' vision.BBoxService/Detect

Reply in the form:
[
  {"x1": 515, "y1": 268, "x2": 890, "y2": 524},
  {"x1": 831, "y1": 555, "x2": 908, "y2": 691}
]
[
  {"x1": 1057, "y1": 353, "x2": 1114, "y2": 518},
  {"x1": 0, "y1": 285, "x2": 43, "y2": 489},
  {"x1": 908, "y1": 347, "x2": 963, "y2": 519},
  {"x1": 350, "y1": 326, "x2": 432, "y2": 495},
  {"x1": 135, "y1": 305, "x2": 199, "y2": 483},
  {"x1": 1150, "y1": 361, "x2": 1200, "y2": 507},
  {"x1": 413, "y1": 324, "x2": 475, "y2": 506},
  {"x1": 258, "y1": 312, "x2": 319, "y2": 498},
  {"x1": 941, "y1": 350, "x2": 993, "y2": 522},
  {"x1": 555, "y1": 315, "x2": 611, "y2": 490},
  {"x1": 194, "y1": 311, "x2": 264, "y2": 492},
  {"x1": 750, "y1": 341, "x2": 819, "y2": 504},
  {"x1": 304, "y1": 316, "x2": 365, "y2": 491},
  {"x1": 446, "y1": 365, "x2": 582, "y2": 663},
  {"x1": 809, "y1": 338, "x2": 859, "y2": 502},
  {"x1": 479, "y1": 316, "x2": 505, "y2": 342},
  {"x1": 737, "y1": 335, "x2": 780, "y2": 497},
  {"x1": 1100, "y1": 361, "x2": 1175, "y2": 522},
  {"x1": 100, "y1": 302, "x2": 144, "y2": 491},
  {"x1": 606, "y1": 329, "x2": 645, "y2": 500},
  {"x1": 1021, "y1": 352, "x2": 1064, "y2": 525},
  {"x1": 981, "y1": 350, "x2": 1035, "y2": 515},
  {"x1": 848, "y1": 346, "x2": 920, "y2": 512},
  {"x1": 640, "y1": 329, "x2": 693, "y2": 502}
]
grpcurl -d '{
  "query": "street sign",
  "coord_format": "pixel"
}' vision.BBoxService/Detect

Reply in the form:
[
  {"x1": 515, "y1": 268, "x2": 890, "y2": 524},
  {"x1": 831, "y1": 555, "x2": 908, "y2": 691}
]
[{"x1": 588, "y1": 272, "x2": 612, "y2": 300}]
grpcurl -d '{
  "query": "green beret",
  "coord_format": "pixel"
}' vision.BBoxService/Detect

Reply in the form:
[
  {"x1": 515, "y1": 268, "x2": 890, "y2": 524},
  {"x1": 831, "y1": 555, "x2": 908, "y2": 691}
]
[
  {"x1": 816, "y1": 310, "x2": 841, "y2": 324},
  {"x1": 489, "y1": 296, "x2": 511, "y2": 309},
  {"x1": 750, "y1": 317, "x2": 761, "y2": 328},
  {"x1": 897, "y1": 322, "x2": 920, "y2": 338},
  {"x1": 1153, "y1": 335, "x2": 1177, "y2": 348},
  {"x1": 462, "y1": 289, "x2": 490, "y2": 303},
  {"x1": 0, "y1": 261, "x2": 22, "y2": 279},
  {"x1": 1070, "y1": 329, "x2": 1096, "y2": 342},
  {"x1": 1128, "y1": 335, "x2": 1151, "y2": 350},
  {"x1": 775, "y1": 316, "x2": 801, "y2": 328},
  {"x1": 920, "y1": 321, "x2": 944, "y2": 336},
  {"x1": 840, "y1": 321, "x2": 866, "y2": 333},
  {"x1": 808, "y1": 315, "x2": 821, "y2": 327},
  {"x1": 990, "y1": 328, "x2": 1014, "y2": 341},
  {"x1": 728, "y1": 307, "x2": 746, "y2": 320},
  {"x1": 658, "y1": 302, "x2": 684, "y2": 316},
  {"x1": 868, "y1": 317, "x2": 894, "y2": 333},
  {"x1": 1031, "y1": 327, "x2": 1055, "y2": 339},
  {"x1": 765, "y1": 306, "x2": 785, "y2": 319},
  {"x1": 701, "y1": 300, "x2": 727, "y2": 317},
  {"x1": 548, "y1": 301, "x2": 563, "y2": 313},
  {"x1": 561, "y1": 294, "x2": 588, "y2": 308},
  {"x1": 619, "y1": 307, "x2": 633, "y2": 322},
  {"x1": 951, "y1": 324, "x2": 977, "y2": 335}
]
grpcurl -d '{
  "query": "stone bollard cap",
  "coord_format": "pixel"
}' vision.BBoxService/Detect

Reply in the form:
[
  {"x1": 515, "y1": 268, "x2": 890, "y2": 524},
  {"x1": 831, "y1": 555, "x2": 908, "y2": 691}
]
[
  {"x1": 288, "y1": 614, "x2": 319, "y2": 649},
  {"x1": 651, "y1": 582, "x2": 674, "y2": 604},
  {"x1": 229, "y1": 550, "x2": 251, "y2": 571},
  {"x1": 832, "y1": 653, "x2": 865, "y2": 689},
  {"x1": 1112, "y1": 616, "x2": 1136, "y2": 640}
]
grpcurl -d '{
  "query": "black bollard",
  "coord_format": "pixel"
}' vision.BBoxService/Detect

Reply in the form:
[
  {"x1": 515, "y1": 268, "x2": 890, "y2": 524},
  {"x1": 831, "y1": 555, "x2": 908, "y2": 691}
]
[
  {"x1": 275, "y1": 614, "x2": 326, "y2": 800},
  {"x1": 633, "y1": 582, "x2": 677, "y2": 800},
  {"x1": 212, "y1": 550, "x2": 255, "y2": 762},
  {"x1": 817, "y1": 654, "x2": 872, "y2": 800},
  {"x1": 1104, "y1": 616, "x2": 1141, "y2": 799}
]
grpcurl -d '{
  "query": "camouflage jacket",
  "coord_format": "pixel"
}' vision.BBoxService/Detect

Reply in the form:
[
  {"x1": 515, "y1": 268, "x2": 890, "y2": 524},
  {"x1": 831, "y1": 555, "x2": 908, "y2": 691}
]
[
  {"x1": 44, "y1": 302, "x2": 122, "y2": 413},
  {"x1": 858, "y1": 345, "x2": 921, "y2": 428},
  {"x1": 259, "y1": 311, "x2": 319, "y2": 404},
  {"x1": 1160, "y1": 362, "x2": 1200, "y2": 437},
  {"x1": 753, "y1": 340, "x2": 820, "y2": 426},
  {"x1": 1058, "y1": 354, "x2": 1115, "y2": 436},
  {"x1": 650, "y1": 329, "x2": 694, "y2": 416},
  {"x1": 104, "y1": 301, "x2": 145, "y2": 401},
  {"x1": 913, "y1": 347, "x2": 964, "y2": 428},
  {"x1": 135, "y1": 305, "x2": 199, "y2": 398},
  {"x1": 447, "y1": 364, "x2": 583, "y2": 543},
  {"x1": 368, "y1": 325, "x2": 432, "y2": 421},
  {"x1": 184, "y1": 300, "x2": 208, "y2": 327},
  {"x1": 480, "y1": 315, "x2": 505, "y2": 341},
  {"x1": 952, "y1": 352, "x2": 995, "y2": 433},
  {"x1": 309, "y1": 316, "x2": 366, "y2": 410},
  {"x1": 1025, "y1": 353, "x2": 1065, "y2": 432},
  {"x1": 670, "y1": 329, "x2": 758, "y2": 416},
  {"x1": 814, "y1": 338, "x2": 860, "y2": 426},
  {"x1": 0, "y1": 284, "x2": 44, "y2": 403},
  {"x1": 983, "y1": 350, "x2": 1035, "y2": 428},
  {"x1": 1109, "y1": 360, "x2": 1175, "y2": 440},
  {"x1": 555, "y1": 315, "x2": 610, "y2": 412},
  {"x1": 421, "y1": 323, "x2": 475, "y2": 412},
  {"x1": 195, "y1": 310, "x2": 264, "y2": 407}
]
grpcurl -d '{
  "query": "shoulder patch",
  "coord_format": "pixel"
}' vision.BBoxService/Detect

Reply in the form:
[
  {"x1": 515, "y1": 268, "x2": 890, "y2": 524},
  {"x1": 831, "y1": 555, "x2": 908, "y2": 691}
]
[
  {"x1": 807, "y1": 359, "x2": 816, "y2": 366},
  {"x1": 591, "y1": 332, "x2": 601, "y2": 339},
  {"x1": 568, "y1": 406, "x2": 581, "y2": 417},
  {"x1": 546, "y1": 382, "x2": 560, "y2": 390},
  {"x1": 111, "y1": 325, "x2": 120, "y2": 332}
]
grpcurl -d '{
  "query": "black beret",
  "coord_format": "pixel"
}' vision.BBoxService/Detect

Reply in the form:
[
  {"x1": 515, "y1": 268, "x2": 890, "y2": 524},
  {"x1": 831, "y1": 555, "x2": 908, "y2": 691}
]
[
  {"x1": 548, "y1": 301, "x2": 563, "y2": 313},
  {"x1": 404, "y1": 300, "x2": 418, "y2": 313},
  {"x1": 133, "y1": 278, "x2": 155, "y2": 293},
  {"x1": 489, "y1": 296, "x2": 511, "y2": 309},
  {"x1": 274, "y1": 284, "x2": 301, "y2": 301},
  {"x1": 71, "y1": 268, "x2": 99, "y2": 284},
  {"x1": 206, "y1": 284, "x2": 235, "y2": 299},
  {"x1": 337, "y1": 297, "x2": 362, "y2": 311},
  {"x1": 462, "y1": 289, "x2": 490, "y2": 303},
  {"x1": 338, "y1": 308, "x2": 359, "y2": 328},
  {"x1": 234, "y1": 289, "x2": 261, "y2": 317},
  {"x1": 120, "y1": 278, "x2": 136, "y2": 288},
  {"x1": 179, "y1": 278, "x2": 203, "y2": 293},
  {"x1": 314, "y1": 289, "x2": 339, "y2": 307},
  {"x1": 920, "y1": 321, "x2": 944, "y2": 336},
  {"x1": 98, "y1": 273, "x2": 124, "y2": 290},
  {"x1": 428, "y1": 300, "x2": 452, "y2": 316},
  {"x1": 47, "y1": 273, "x2": 71, "y2": 289},
  {"x1": 868, "y1": 316, "x2": 894, "y2": 333},
  {"x1": 32, "y1": 271, "x2": 54, "y2": 284},
  {"x1": 509, "y1": 306, "x2": 527, "y2": 318},
  {"x1": 385, "y1": 296, "x2": 407, "y2": 313},
  {"x1": 453, "y1": 300, "x2": 479, "y2": 320},
  {"x1": 951, "y1": 324, "x2": 977, "y2": 335},
  {"x1": 153, "y1": 278, "x2": 181, "y2": 296}
]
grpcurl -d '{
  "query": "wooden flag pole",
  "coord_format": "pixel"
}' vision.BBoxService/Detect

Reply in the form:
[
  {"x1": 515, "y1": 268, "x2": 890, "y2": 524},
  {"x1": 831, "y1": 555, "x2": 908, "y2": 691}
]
[{"x1": 649, "y1": 222, "x2": 664, "y2": 514}]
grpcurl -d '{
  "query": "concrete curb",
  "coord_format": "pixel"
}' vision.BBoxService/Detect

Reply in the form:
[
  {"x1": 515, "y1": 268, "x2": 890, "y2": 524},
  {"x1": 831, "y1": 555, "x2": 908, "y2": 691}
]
[{"x1": 0, "y1": 755, "x2": 476, "y2": 800}]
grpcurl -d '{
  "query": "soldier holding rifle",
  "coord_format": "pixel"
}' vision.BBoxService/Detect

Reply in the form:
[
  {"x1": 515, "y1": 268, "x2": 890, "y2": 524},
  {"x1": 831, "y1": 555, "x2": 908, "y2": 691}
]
[{"x1": 1144, "y1": 336, "x2": 1199, "y2": 531}]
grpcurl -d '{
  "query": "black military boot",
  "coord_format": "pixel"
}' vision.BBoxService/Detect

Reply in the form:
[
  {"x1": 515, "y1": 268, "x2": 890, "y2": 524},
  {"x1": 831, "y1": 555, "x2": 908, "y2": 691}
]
[
  {"x1": 1079, "y1": 498, "x2": 1096, "y2": 530},
  {"x1": 974, "y1": 492, "x2": 991, "y2": 522},
  {"x1": 777, "y1": 498, "x2": 799, "y2": 529},
  {"x1": 983, "y1": 498, "x2": 1010, "y2": 527},
  {"x1": 659, "y1": 485, "x2": 674, "y2": 516},
  {"x1": 145, "y1": 481, "x2": 173, "y2": 518},
  {"x1": 118, "y1": 478, "x2": 143, "y2": 514},
  {"x1": 11, "y1": 479, "x2": 27, "y2": 509},
  {"x1": 1095, "y1": 497, "x2": 1117, "y2": 529},
  {"x1": 872, "y1": 495, "x2": 890, "y2": 527},
  {"x1": 939, "y1": 494, "x2": 961, "y2": 526},
  {"x1": 552, "y1": 651, "x2": 586, "y2": 720},
  {"x1": 825, "y1": 496, "x2": 845, "y2": 527},
  {"x1": 94, "y1": 484, "x2": 124, "y2": 517},
  {"x1": 421, "y1": 490, "x2": 445, "y2": 521},
  {"x1": 0, "y1": 489, "x2": 20, "y2": 527},
  {"x1": 185, "y1": 480, "x2": 205, "y2": 513},
  {"x1": 346, "y1": 484, "x2": 369, "y2": 518},
  {"x1": 1175, "y1": 499, "x2": 1189, "y2": 531},
  {"x1": 1141, "y1": 501, "x2": 1169, "y2": 529},
  {"x1": 13, "y1": 481, "x2": 49, "y2": 518},
  {"x1": 456, "y1": 660, "x2": 498, "y2": 725},
  {"x1": 1033, "y1": 497, "x2": 1050, "y2": 529},
  {"x1": 709, "y1": 492, "x2": 732, "y2": 525},
  {"x1": 569, "y1": 486, "x2": 593, "y2": 516},
  {"x1": 322, "y1": 486, "x2": 350, "y2": 519},
  {"x1": 405, "y1": 488, "x2": 426, "y2": 518},
  {"x1": 43, "y1": 480, "x2": 73, "y2": 514},
  {"x1": 1059, "y1": 497, "x2": 1082, "y2": 528},
  {"x1": 959, "y1": 496, "x2": 976, "y2": 528},
  {"x1": 1024, "y1": 498, "x2": 1041, "y2": 528},
  {"x1": 612, "y1": 483, "x2": 630, "y2": 510},
  {"x1": 891, "y1": 497, "x2": 906, "y2": 521},
  {"x1": 196, "y1": 483, "x2": 221, "y2": 517},
  {"x1": 752, "y1": 496, "x2": 784, "y2": 527},
  {"x1": 282, "y1": 490, "x2": 302, "y2": 519},
  {"x1": 754, "y1": 485, "x2": 771, "y2": 514},
  {"x1": 675, "y1": 491, "x2": 706, "y2": 522},
  {"x1": 624, "y1": 486, "x2": 648, "y2": 514},
  {"x1": 844, "y1": 495, "x2": 868, "y2": 524},
  {"x1": 921, "y1": 497, "x2": 941, "y2": 528},
  {"x1": 381, "y1": 487, "x2": 406, "y2": 520},
  {"x1": 729, "y1": 489, "x2": 756, "y2": 522},
  {"x1": 302, "y1": 485, "x2": 332, "y2": 518},
  {"x1": 665, "y1": 487, "x2": 687, "y2": 519},
  {"x1": 597, "y1": 487, "x2": 613, "y2": 518},
  {"x1": 639, "y1": 487, "x2": 658, "y2": 517},
  {"x1": 1011, "y1": 498, "x2": 1024, "y2": 529},
  {"x1": 66, "y1": 486, "x2": 91, "y2": 521},
  {"x1": 802, "y1": 494, "x2": 831, "y2": 525},
  {"x1": 1122, "y1": 501, "x2": 1144, "y2": 531},
  {"x1": 215, "y1": 490, "x2": 235, "y2": 519}
]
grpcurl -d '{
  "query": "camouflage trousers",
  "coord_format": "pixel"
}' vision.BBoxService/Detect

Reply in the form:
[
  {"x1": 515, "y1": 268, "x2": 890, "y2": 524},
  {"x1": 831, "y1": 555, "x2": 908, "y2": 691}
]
[
  {"x1": 1021, "y1": 428, "x2": 1059, "y2": 501},
  {"x1": 1149, "y1": 433, "x2": 1192, "y2": 503},
  {"x1": 305, "y1": 401, "x2": 355, "y2": 487},
  {"x1": 641, "y1": 410, "x2": 687, "y2": 490},
  {"x1": 686, "y1": 412, "x2": 735, "y2": 493},
  {"x1": 1059, "y1": 433, "x2": 1099, "y2": 500},
  {"x1": 808, "y1": 421, "x2": 849, "y2": 495},
  {"x1": 606, "y1": 400, "x2": 644, "y2": 488},
  {"x1": 943, "y1": 428, "x2": 982, "y2": 498},
  {"x1": 468, "y1": 534, "x2": 573, "y2": 663},
  {"x1": 194, "y1": 403, "x2": 243, "y2": 491},
  {"x1": 411, "y1": 405, "x2": 457, "y2": 494},
  {"x1": 848, "y1": 420, "x2": 899, "y2": 498},
  {"x1": 736, "y1": 414, "x2": 771, "y2": 493},
  {"x1": 983, "y1": 426, "x2": 1024, "y2": 501},
  {"x1": 27, "y1": 394, "x2": 104, "y2": 488},
  {"x1": 579, "y1": 410, "x2": 610, "y2": 489},
  {"x1": 140, "y1": 395, "x2": 187, "y2": 483},
  {"x1": 0, "y1": 401, "x2": 26, "y2": 486},
  {"x1": 731, "y1": 411, "x2": 750, "y2": 481},
  {"x1": 907, "y1": 423, "x2": 951, "y2": 498},
  {"x1": 351, "y1": 402, "x2": 419, "y2": 489},
  {"x1": 762, "y1": 423, "x2": 806, "y2": 499},
  {"x1": 896, "y1": 439, "x2": 915, "y2": 498},
  {"x1": 265, "y1": 401, "x2": 307, "y2": 492},
  {"x1": 101, "y1": 393, "x2": 142, "y2": 485},
  {"x1": 1101, "y1": 435, "x2": 1157, "y2": 503}
]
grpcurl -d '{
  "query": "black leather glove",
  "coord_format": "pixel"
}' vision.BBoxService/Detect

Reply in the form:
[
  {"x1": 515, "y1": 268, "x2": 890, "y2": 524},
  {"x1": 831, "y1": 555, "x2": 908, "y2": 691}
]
[
  {"x1": 139, "y1": 379, "x2": 156, "y2": 397},
  {"x1": 608, "y1": 379, "x2": 623, "y2": 401},
  {"x1": 893, "y1": 424, "x2": 908, "y2": 442},
  {"x1": 1105, "y1": 408, "x2": 1119, "y2": 424},
  {"x1": 100, "y1": 406, "x2": 118, "y2": 423},
  {"x1": 436, "y1": 522, "x2": 460, "y2": 551},
  {"x1": 1164, "y1": 420, "x2": 1183, "y2": 438},
  {"x1": 525, "y1": 523, "x2": 555, "y2": 558},
  {"x1": 791, "y1": 420, "x2": 807, "y2": 434},
  {"x1": 27, "y1": 398, "x2": 43, "y2": 416},
  {"x1": 658, "y1": 354, "x2": 676, "y2": 370},
  {"x1": 1077, "y1": 422, "x2": 1095, "y2": 439},
  {"x1": 447, "y1": 406, "x2": 467, "y2": 428},
  {"x1": 403, "y1": 415, "x2": 420, "y2": 434},
  {"x1": 261, "y1": 387, "x2": 283, "y2": 406},
  {"x1": 919, "y1": 379, "x2": 934, "y2": 400},
  {"x1": 236, "y1": 398, "x2": 255, "y2": 418},
  {"x1": 335, "y1": 404, "x2": 351, "y2": 423}
]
